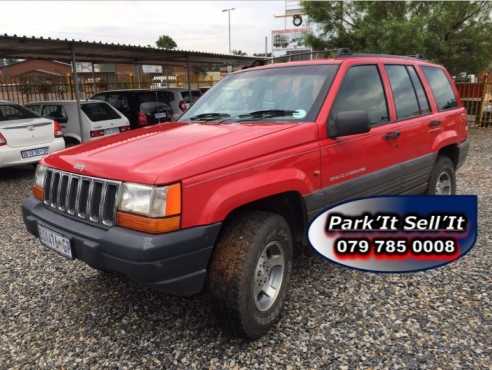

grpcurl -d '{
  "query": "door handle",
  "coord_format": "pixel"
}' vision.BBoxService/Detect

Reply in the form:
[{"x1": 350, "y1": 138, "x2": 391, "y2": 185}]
[
  {"x1": 429, "y1": 120, "x2": 442, "y2": 128},
  {"x1": 384, "y1": 131, "x2": 400, "y2": 140}
]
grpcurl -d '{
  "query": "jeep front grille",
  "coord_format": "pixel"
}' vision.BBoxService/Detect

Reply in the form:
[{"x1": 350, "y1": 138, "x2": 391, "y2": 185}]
[{"x1": 43, "y1": 168, "x2": 121, "y2": 226}]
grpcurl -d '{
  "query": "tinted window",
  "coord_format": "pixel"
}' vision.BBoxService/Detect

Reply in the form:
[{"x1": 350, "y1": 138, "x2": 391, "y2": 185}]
[
  {"x1": 157, "y1": 91, "x2": 174, "y2": 103},
  {"x1": 81, "y1": 102, "x2": 121, "y2": 122},
  {"x1": 0, "y1": 104, "x2": 38, "y2": 121},
  {"x1": 407, "y1": 66, "x2": 430, "y2": 114},
  {"x1": 42, "y1": 105, "x2": 68, "y2": 121},
  {"x1": 386, "y1": 65, "x2": 420, "y2": 119},
  {"x1": 330, "y1": 65, "x2": 389, "y2": 126},
  {"x1": 422, "y1": 66, "x2": 457, "y2": 110},
  {"x1": 92, "y1": 94, "x2": 107, "y2": 102},
  {"x1": 107, "y1": 93, "x2": 130, "y2": 111},
  {"x1": 26, "y1": 105, "x2": 42, "y2": 115}
]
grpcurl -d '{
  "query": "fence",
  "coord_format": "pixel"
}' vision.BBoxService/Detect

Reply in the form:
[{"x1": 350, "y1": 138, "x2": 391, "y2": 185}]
[
  {"x1": 455, "y1": 82, "x2": 492, "y2": 127},
  {"x1": 0, "y1": 73, "x2": 219, "y2": 105}
]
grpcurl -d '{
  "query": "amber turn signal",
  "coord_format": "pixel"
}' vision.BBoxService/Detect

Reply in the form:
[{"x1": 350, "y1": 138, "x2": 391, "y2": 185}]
[
  {"x1": 116, "y1": 212, "x2": 180, "y2": 234},
  {"x1": 32, "y1": 185, "x2": 44, "y2": 201}
]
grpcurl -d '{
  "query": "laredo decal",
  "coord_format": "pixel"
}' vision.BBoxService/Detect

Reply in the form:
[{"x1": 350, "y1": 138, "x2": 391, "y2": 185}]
[{"x1": 308, "y1": 195, "x2": 477, "y2": 273}]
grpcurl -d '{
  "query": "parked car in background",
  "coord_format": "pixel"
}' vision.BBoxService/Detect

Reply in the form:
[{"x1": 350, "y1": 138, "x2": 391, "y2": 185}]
[
  {"x1": 0, "y1": 101, "x2": 65, "y2": 168},
  {"x1": 151, "y1": 88, "x2": 203, "y2": 120},
  {"x1": 91, "y1": 89, "x2": 173, "y2": 129},
  {"x1": 25, "y1": 100, "x2": 130, "y2": 146}
]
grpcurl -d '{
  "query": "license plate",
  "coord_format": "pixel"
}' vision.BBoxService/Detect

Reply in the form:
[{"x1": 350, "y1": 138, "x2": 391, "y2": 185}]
[
  {"x1": 155, "y1": 112, "x2": 167, "y2": 119},
  {"x1": 21, "y1": 147, "x2": 48, "y2": 159},
  {"x1": 38, "y1": 225, "x2": 73, "y2": 259},
  {"x1": 104, "y1": 127, "x2": 120, "y2": 135}
]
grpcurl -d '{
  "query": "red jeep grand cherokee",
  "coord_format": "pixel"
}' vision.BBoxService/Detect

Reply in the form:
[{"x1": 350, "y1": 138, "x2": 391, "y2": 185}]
[{"x1": 23, "y1": 54, "x2": 469, "y2": 338}]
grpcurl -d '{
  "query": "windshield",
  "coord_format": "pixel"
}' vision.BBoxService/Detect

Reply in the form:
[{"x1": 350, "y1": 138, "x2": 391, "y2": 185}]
[{"x1": 180, "y1": 65, "x2": 339, "y2": 123}]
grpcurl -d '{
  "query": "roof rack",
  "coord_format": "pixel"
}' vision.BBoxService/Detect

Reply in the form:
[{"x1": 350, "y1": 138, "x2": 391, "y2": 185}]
[{"x1": 270, "y1": 49, "x2": 427, "y2": 64}]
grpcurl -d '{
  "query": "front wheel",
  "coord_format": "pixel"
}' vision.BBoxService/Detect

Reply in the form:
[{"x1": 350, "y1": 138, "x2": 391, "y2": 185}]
[
  {"x1": 427, "y1": 156, "x2": 456, "y2": 195},
  {"x1": 208, "y1": 211, "x2": 293, "y2": 339}
]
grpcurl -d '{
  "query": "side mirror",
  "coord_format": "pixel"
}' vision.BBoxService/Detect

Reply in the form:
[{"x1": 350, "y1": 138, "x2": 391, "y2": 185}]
[{"x1": 329, "y1": 111, "x2": 370, "y2": 138}]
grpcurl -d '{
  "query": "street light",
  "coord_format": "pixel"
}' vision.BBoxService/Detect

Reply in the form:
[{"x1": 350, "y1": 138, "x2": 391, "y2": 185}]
[{"x1": 222, "y1": 7, "x2": 235, "y2": 54}]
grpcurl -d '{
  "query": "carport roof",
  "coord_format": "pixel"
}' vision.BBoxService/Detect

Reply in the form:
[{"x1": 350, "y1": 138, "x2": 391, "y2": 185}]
[{"x1": 0, "y1": 34, "x2": 264, "y2": 66}]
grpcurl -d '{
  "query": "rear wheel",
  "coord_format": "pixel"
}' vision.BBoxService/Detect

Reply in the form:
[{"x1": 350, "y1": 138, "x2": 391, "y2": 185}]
[
  {"x1": 427, "y1": 156, "x2": 456, "y2": 195},
  {"x1": 208, "y1": 211, "x2": 293, "y2": 339},
  {"x1": 64, "y1": 137, "x2": 80, "y2": 148}
]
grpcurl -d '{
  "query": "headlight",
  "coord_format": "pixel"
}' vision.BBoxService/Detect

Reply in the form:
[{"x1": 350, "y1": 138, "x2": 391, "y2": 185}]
[
  {"x1": 34, "y1": 164, "x2": 47, "y2": 188},
  {"x1": 118, "y1": 182, "x2": 181, "y2": 218}
]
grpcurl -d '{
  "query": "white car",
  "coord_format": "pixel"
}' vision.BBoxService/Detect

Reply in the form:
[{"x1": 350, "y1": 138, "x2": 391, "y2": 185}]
[
  {"x1": 0, "y1": 101, "x2": 65, "y2": 168},
  {"x1": 25, "y1": 100, "x2": 130, "y2": 146}
]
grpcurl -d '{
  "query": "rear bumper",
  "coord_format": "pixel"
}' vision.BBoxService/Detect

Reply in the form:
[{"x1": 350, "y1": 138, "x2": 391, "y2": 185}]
[
  {"x1": 457, "y1": 139, "x2": 469, "y2": 169},
  {"x1": 22, "y1": 196, "x2": 221, "y2": 296},
  {"x1": 0, "y1": 138, "x2": 65, "y2": 168}
]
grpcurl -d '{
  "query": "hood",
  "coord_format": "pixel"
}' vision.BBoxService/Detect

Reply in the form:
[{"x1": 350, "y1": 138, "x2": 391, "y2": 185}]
[{"x1": 43, "y1": 122, "x2": 309, "y2": 184}]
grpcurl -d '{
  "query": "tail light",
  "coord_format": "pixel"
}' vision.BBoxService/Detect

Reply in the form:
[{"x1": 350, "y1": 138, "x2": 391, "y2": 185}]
[
  {"x1": 119, "y1": 126, "x2": 131, "y2": 133},
  {"x1": 53, "y1": 121, "x2": 63, "y2": 137},
  {"x1": 179, "y1": 100, "x2": 190, "y2": 112},
  {"x1": 90, "y1": 129, "x2": 105, "y2": 138},
  {"x1": 0, "y1": 132, "x2": 6, "y2": 146},
  {"x1": 138, "y1": 112, "x2": 148, "y2": 126}
]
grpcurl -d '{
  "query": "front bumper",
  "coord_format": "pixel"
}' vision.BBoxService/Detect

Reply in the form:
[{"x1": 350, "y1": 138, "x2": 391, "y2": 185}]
[{"x1": 22, "y1": 196, "x2": 221, "y2": 296}]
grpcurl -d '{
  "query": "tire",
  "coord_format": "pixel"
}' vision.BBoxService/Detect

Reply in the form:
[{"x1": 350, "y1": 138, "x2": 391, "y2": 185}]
[
  {"x1": 208, "y1": 210, "x2": 293, "y2": 339},
  {"x1": 64, "y1": 138, "x2": 80, "y2": 148},
  {"x1": 427, "y1": 156, "x2": 456, "y2": 195}
]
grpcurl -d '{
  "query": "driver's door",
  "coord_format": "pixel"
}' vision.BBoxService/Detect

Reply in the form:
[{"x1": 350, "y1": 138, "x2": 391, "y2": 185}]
[{"x1": 313, "y1": 64, "x2": 403, "y2": 213}]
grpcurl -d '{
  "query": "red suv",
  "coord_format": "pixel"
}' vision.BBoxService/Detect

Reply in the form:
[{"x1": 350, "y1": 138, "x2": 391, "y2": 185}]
[{"x1": 23, "y1": 54, "x2": 469, "y2": 339}]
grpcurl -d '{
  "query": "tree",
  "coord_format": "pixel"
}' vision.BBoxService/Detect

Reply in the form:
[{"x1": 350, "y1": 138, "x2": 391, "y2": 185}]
[
  {"x1": 232, "y1": 49, "x2": 247, "y2": 56},
  {"x1": 155, "y1": 35, "x2": 177, "y2": 50},
  {"x1": 302, "y1": 1, "x2": 492, "y2": 74}
]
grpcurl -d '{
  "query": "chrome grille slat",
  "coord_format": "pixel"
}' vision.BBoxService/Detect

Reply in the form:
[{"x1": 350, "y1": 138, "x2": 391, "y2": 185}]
[{"x1": 43, "y1": 168, "x2": 121, "y2": 227}]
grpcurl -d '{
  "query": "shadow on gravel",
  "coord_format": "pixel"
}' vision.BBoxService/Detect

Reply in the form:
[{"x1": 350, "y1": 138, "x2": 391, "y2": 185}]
[{"x1": 0, "y1": 165, "x2": 35, "y2": 180}]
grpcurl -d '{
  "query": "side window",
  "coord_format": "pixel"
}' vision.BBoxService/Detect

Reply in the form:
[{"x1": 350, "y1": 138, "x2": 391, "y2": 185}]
[
  {"x1": 330, "y1": 65, "x2": 389, "y2": 126},
  {"x1": 92, "y1": 94, "x2": 107, "y2": 102},
  {"x1": 26, "y1": 105, "x2": 42, "y2": 115},
  {"x1": 385, "y1": 65, "x2": 420, "y2": 119},
  {"x1": 407, "y1": 66, "x2": 430, "y2": 114},
  {"x1": 422, "y1": 66, "x2": 457, "y2": 110},
  {"x1": 107, "y1": 93, "x2": 130, "y2": 111},
  {"x1": 42, "y1": 105, "x2": 68, "y2": 121}
]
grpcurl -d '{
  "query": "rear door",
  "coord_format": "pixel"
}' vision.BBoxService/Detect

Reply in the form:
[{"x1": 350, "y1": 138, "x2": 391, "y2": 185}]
[
  {"x1": 0, "y1": 104, "x2": 54, "y2": 147},
  {"x1": 382, "y1": 64, "x2": 435, "y2": 193},
  {"x1": 315, "y1": 63, "x2": 403, "y2": 212}
]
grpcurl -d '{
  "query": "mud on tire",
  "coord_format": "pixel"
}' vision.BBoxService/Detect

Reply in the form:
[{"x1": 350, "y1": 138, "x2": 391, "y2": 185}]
[{"x1": 208, "y1": 210, "x2": 293, "y2": 339}]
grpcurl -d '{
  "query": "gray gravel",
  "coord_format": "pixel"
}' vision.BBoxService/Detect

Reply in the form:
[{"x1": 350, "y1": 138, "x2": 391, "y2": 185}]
[{"x1": 1, "y1": 129, "x2": 491, "y2": 369}]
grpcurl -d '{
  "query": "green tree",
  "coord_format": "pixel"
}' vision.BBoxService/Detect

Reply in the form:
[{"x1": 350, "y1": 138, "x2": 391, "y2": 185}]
[
  {"x1": 302, "y1": 1, "x2": 492, "y2": 74},
  {"x1": 232, "y1": 49, "x2": 247, "y2": 56},
  {"x1": 155, "y1": 35, "x2": 177, "y2": 50}
]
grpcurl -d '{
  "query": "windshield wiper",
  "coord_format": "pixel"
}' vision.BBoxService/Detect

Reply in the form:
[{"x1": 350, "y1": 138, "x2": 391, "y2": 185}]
[
  {"x1": 188, "y1": 112, "x2": 231, "y2": 121},
  {"x1": 237, "y1": 109, "x2": 298, "y2": 121}
]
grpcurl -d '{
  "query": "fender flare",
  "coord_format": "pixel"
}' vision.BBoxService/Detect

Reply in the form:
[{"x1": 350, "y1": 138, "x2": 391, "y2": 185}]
[{"x1": 197, "y1": 168, "x2": 314, "y2": 225}]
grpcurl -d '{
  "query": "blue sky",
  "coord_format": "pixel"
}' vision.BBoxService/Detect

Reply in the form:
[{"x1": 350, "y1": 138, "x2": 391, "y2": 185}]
[{"x1": 1, "y1": 1, "x2": 292, "y2": 54}]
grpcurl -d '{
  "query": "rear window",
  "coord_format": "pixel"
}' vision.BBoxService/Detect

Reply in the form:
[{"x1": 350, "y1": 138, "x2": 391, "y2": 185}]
[
  {"x1": 81, "y1": 102, "x2": 121, "y2": 122},
  {"x1": 181, "y1": 90, "x2": 202, "y2": 102},
  {"x1": 0, "y1": 104, "x2": 38, "y2": 121},
  {"x1": 422, "y1": 66, "x2": 458, "y2": 110}
]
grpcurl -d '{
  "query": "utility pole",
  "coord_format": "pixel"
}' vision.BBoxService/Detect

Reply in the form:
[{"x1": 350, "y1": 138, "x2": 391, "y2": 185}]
[{"x1": 222, "y1": 8, "x2": 235, "y2": 54}]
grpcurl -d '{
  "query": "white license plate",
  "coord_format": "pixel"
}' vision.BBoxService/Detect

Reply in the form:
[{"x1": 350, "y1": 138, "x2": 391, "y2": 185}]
[
  {"x1": 155, "y1": 112, "x2": 167, "y2": 119},
  {"x1": 38, "y1": 225, "x2": 73, "y2": 259},
  {"x1": 21, "y1": 147, "x2": 48, "y2": 159},
  {"x1": 104, "y1": 127, "x2": 120, "y2": 135}
]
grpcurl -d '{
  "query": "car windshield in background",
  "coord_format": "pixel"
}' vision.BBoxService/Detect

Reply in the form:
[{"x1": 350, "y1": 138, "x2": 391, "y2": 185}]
[
  {"x1": 0, "y1": 104, "x2": 39, "y2": 122},
  {"x1": 181, "y1": 65, "x2": 339, "y2": 123},
  {"x1": 81, "y1": 103, "x2": 121, "y2": 122}
]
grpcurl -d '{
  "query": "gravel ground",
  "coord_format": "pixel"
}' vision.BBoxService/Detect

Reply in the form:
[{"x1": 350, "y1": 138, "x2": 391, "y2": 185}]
[{"x1": 1, "y1": 129, "x2": 491, "y2": 370}]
